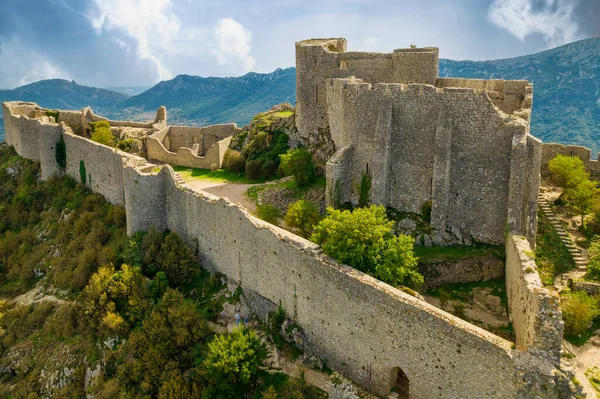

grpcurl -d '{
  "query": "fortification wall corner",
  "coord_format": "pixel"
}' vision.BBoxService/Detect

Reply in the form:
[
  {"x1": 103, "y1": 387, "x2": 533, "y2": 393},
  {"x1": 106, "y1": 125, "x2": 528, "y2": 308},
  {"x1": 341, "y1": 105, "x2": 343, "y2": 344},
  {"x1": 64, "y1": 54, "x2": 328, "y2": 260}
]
[
  {"x1": 506, "y1": 234, "x2": 563, "y2": 363},
  {"x1": 123, "y1": 166, "x2": 167, "y2": 235},
  {"x1": 325, "y1": 145, "x2": 353, "y2": 207}
]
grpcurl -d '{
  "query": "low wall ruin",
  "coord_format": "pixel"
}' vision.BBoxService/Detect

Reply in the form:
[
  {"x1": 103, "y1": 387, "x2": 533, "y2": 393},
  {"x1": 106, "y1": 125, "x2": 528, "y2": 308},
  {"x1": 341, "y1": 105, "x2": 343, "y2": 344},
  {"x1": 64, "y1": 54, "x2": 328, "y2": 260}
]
[
  {"x1": 147, "y1": 124, "x2": 238, "y2": 169},
  {"x1": 541, "y1": 143, "x2": 600, "y2": 178},
  {"x1": 2, "y1": 101, "x2": 579, "y2": 398}
]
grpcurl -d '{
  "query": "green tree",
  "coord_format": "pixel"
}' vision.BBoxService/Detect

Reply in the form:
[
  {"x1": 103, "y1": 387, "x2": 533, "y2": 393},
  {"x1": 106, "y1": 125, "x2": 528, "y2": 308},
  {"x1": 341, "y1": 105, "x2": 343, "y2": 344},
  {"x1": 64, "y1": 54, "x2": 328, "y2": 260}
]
[
  {"x1": 81, "y1": 264, "x2": 151, "y2": 335},
  {"x1": 280, "y1": 148, "x2": 316, "y2": 187},
  {"x1": 115, "y1": 289, "x2": 208, "y2": 396},
  {"x1": 91, "y1": 121, "x2": 115, "y2": 147},
  {"x1": 548, "y1": 155, "x2": 589, "y2": 189},
  {"x1": 311, "y1": 205, "x2": 422, "y2": 289},
  {"x1": 564, "y1": 179, "x2": 600, "y2": 224},
  {"x1": 157, "y1": 231, "x2": 199, "y2": 286},
  {"x1": 586, "y1": 238, "x2": 600, "y2": 281},
  {"x1": 203, "y1": 328, "x2": 268, "y2": 397},
  {"x1": 561, "y1": 291, "x2": 600, "y2": 337},
  {"x1": 222, "y1": 149, "x2": 246, "y2": 173},
  {"x1": 375, "y1": 235, "x2": 422, "y2": 288},
  {"x1": 285, "y1": 200, "x2": 321, "y2": 237}
]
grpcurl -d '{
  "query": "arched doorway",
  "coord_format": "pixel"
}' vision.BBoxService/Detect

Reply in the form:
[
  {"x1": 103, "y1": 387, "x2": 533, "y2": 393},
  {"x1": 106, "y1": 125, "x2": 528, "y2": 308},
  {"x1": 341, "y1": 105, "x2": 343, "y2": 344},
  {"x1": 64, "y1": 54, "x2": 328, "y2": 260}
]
[{"x1": 389, "y1": 367, "x2": 410, "y2": 399}]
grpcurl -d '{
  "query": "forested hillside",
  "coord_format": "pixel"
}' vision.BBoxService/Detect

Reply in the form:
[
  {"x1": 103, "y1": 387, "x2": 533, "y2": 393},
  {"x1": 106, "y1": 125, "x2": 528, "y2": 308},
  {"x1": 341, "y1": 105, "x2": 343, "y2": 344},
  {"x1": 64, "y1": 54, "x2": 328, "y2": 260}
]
[{"x1": 0, "y1": 145, "x2": 324, "y2": 398}]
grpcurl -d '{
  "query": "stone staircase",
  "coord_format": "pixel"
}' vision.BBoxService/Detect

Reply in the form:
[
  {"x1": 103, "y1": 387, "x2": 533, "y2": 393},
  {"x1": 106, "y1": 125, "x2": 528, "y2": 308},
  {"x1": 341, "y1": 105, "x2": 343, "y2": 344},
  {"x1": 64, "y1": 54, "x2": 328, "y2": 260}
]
[
  {"x1": 173, "y1": 172, "x2": 186, "y2": 186},
  {"x1": 538, "y1": 195, "x2": 588, "y2": 272}
]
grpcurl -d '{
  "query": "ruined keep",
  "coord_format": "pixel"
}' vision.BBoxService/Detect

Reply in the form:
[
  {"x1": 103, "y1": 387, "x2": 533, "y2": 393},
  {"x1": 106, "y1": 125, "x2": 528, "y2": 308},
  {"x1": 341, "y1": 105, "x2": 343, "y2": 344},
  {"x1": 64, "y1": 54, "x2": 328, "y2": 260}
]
[{"x1": 296, "y1": 38, "x2": 540, "y2": 246}]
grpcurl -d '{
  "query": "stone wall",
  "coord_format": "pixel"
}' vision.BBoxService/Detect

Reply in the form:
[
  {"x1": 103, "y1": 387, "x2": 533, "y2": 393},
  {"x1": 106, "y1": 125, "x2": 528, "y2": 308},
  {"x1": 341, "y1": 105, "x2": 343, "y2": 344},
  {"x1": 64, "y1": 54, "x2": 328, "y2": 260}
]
[
  {"x1": 3, "y1": 99, "x2": 579, "y2": 398},
  {"x1": 505, "y1": 234, "x2": 563, "y2": 363},
  {"x1": 295, "y1": 38, "x2": 439, "y2": 165},
  {"x1": 418, "y1": 256, "x2": 505, "y2": 291},
  {"x1": 570, "y1": 280, "x2": 600, "y2": 296},
  {"x1": 324, "y1": 78, "x2": 539, "y2": 245},
  {"x1": 147, "y1": 124, "x2": 237, "y2": 169},
  {"x1": 541, "y1": 143, "x2": 600, "y2": 178}
]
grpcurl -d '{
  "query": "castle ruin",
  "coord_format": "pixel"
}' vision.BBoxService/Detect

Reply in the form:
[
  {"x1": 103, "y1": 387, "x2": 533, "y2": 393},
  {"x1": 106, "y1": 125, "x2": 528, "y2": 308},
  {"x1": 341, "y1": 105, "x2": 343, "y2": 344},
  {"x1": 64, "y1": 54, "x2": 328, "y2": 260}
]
[
  {"x1": 0, "y1": 36, "x2": 586, "y2": 398},
  {"x1": 296, "y1": 38, "x2": 540, "y2": 247}
]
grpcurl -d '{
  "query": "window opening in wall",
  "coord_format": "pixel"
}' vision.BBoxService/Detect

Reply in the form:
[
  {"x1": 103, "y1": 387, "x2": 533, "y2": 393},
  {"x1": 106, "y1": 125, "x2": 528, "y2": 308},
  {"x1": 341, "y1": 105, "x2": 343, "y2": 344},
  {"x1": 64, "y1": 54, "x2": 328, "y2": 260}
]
[
  {"x1": 316, "y1": 85, "x2": 319, "y2": 103},
  {"x1": 390, "y1": 367, "x2": 410, "y2": 398}
]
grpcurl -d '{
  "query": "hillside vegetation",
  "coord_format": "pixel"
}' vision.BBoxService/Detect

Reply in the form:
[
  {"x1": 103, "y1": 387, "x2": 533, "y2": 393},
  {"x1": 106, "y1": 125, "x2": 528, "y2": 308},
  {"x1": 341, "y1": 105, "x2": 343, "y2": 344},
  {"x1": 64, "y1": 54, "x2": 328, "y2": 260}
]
[{"x1": 0, "y1": 145, "x2": 324, "y2": 398}]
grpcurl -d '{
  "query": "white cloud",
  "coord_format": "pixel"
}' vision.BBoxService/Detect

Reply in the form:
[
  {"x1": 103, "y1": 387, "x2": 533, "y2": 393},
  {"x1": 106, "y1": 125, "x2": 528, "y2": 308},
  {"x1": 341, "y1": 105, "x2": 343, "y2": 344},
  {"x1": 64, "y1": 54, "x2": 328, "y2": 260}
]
[
  {"x1": 88, "y1": 0, "x2": 180, "y2": 81},
  {"x1": 0, "y1": 37, "x2": 69, "y2": 88},
  {"x1": 212, "y1": 18, "x2": 255, "y2": 72},
  {"x1": 488, "y1": 0, "x2": 579, "y2": 47}
]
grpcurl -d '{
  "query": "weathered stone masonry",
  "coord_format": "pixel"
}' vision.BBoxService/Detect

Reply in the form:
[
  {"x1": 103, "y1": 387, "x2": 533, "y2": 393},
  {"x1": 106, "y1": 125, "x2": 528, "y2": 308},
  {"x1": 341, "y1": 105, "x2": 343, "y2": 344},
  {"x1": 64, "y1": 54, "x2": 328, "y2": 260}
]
[
  {"x1": 296, "y1": 38, "x2": 539, "y2": 247},
  {"x1": 3, "y1": 101, "x2": 579, "y2": 398}
]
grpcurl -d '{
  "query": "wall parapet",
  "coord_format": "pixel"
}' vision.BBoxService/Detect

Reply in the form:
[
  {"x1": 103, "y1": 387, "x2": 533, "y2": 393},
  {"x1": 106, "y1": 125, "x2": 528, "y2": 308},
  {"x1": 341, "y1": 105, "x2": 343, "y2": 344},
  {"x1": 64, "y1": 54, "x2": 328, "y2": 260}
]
[
  {"x1": 541, "y1": 142, "x2": 600, "y2": 178},
  {"x1": 506, "y1": 234, "x2": 563, "y2": 363}
]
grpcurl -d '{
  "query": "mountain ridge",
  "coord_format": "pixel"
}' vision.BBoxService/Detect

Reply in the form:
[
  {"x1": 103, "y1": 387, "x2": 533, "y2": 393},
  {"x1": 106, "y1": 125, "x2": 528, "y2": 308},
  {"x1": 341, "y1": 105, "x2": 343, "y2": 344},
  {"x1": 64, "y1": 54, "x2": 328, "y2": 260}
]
[{"x1": 1, "y1": 38, "x2": 599, "y2": 152}]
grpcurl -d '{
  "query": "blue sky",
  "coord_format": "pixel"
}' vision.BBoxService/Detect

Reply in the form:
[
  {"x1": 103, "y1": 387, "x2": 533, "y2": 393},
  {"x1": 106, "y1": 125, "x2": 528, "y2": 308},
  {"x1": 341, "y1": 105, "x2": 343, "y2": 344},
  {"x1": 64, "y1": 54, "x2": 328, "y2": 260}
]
[{"x1": 0, "y1": 0, "x2": 598, "y2": 89}]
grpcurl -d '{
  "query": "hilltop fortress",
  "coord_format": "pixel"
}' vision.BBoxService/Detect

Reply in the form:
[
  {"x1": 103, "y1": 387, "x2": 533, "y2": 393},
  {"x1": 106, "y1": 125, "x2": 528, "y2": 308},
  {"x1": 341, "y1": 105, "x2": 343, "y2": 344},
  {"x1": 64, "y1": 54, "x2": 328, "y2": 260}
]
[
  {"x1": 1, "y1": 37, "x2": 588, "y2": 398},
  {"x1": 296, "y1": 38, "x2": 539, "y2": 246}
]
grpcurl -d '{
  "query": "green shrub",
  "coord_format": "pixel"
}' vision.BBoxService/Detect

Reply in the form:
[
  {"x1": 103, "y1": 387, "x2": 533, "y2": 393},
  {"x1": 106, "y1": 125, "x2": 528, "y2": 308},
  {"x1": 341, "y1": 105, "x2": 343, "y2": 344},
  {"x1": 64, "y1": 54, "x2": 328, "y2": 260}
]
[
  {"x1": 90, "y1": 121, "x2": 115, "y2": 147},
  {"x1": 222, "y1": 149, "x2": 246, "y2": 173},
  {"x1": 45, "y1": 110, "x2": 59, "y2": 122},
  {"x1": 262, "y1": 159, "x2": 277, "y2": 177},
  {"x1": 203, "y1": 328, "x2": 268, "y2": 397},
  {"x1": 357, "y1": 172, "x2": 371, "y2": 207},
  {"x1": 55, "y1": 136, "x2": 66, "y2": 169},
  {"x1": 587, "y1": 238, "x2": 600, "y2": 281},
  {"x1": 116, "y1": 138, "x2": 135, "y2": 152},
  {"x1": 311, "y1": 205, "x2": 422, "y2": 289},
  {"x1": 561, "y1": 291, "x2": 600, "y2": 337},
  {"x1": 279, "y1": 148, "x2": 315, "y2": 188},
  {"x1": 421, "y1": 200, "x2": 433, "y2": 224},
  {"x1": 79, "y1": 160, "x2": 87, "y2": 185},
  {"x1": 285, "y1": 200, "x2": 321, "y2": 237},
  {"x1": 246, "y1": 159, "x2": 264, "y2": 181},
  {"x1": 256, "y1": 204, "x2": 281, "y2": 224},
  {"x1": 242, "y1": 129, "x2": 289, "y2": 179},
  {"x1": 548, "y1": 155, "x2": 588, "y2": 189}
]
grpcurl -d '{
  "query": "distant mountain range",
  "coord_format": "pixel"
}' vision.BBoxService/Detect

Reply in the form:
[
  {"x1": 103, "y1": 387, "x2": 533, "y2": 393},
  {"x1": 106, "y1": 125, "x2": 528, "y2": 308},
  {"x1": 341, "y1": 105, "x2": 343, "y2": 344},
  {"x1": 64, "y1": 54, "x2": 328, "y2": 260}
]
[{"x1": 1, "y1": 38, "x2": 599, "y2": 153}]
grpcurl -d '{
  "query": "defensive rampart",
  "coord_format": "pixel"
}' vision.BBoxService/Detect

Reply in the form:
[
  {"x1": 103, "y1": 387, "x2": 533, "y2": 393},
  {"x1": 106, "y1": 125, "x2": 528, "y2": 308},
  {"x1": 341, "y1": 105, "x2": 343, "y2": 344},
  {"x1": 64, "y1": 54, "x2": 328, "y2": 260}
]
[
  {"x1": 323, "y1": 78, "x2": 539, "y2": 246},
  {"x1": 506, "y1": 235, "x2": 563, "y2": 362},
  {"x1": 147, "y1": 124, "x2": 238, "y2": 169},
  {"x1": 2, "y1": 100, "x2": 579, "y2": 398},
  {"x1": 541, "y1": 142, "x2": 600, "y2": 178},
  {"x1": 297, "y1": 39, "x2": 540, "y2": 248}
]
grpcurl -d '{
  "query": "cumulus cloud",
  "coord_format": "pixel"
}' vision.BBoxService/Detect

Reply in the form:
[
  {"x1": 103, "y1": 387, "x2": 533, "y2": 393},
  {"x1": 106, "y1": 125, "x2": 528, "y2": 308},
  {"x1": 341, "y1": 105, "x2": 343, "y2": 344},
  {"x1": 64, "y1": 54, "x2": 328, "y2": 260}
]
[
  {"x1": 212, "y1": 18, "x2": 255, "y2": 72},
  {"x1": 487, "y1": 0, "x2": 580, "y2": 47},
  {"x1": 89, "y1": 0, "x2": 180, "y2": 81},
  {"x1": 0, "y1": 37, "x2": 70, "y2": 88},
  {"x1": 488, "y1": 0, "x2": 577, "y2": 46}
]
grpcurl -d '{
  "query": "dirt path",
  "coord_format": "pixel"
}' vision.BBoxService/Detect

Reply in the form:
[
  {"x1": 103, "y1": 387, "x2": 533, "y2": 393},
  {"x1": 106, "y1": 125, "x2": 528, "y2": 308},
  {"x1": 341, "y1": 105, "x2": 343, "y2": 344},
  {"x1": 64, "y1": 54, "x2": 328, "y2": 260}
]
[
  {"x1": 564, "y1": 336, "x2": 600, "y2": 398},
  {"x1": 202, "y1": 183, "x2": 257, "y2": 213}
]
